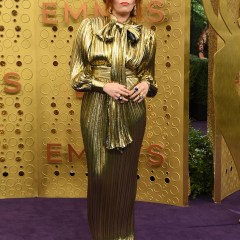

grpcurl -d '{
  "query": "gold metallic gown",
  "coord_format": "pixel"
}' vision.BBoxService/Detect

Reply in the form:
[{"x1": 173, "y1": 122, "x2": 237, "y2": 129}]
[{"x1": 70, "y1": 15, "x2": 157, "y2": 240}]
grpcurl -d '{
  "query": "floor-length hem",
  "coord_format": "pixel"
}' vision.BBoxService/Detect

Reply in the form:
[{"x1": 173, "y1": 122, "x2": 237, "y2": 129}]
[{"x1": 81, "y1": 92, "x2": 146, "y2": 240}]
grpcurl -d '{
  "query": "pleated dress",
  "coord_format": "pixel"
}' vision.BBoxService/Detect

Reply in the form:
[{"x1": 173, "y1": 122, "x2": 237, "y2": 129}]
[{"x1": 70, "y1": 15, "x2": 157, "y2": 240}]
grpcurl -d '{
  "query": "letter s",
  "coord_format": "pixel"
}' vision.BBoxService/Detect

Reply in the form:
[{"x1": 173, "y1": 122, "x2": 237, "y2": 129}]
[
  {"x1": 147, "y1": 0, "x2": 165, "y2": 23},
  {"x1": 147, "y1": 144, "x2": 164, "y2": 166},
  {"x1": 3, "y1": 72, "x2": 21, "y2": 94}
]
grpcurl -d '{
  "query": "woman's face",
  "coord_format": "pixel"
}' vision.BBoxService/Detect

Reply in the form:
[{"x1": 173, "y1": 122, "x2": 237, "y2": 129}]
[{"x1": 112, "y1": 0, "x2": 136, "y2": 16}]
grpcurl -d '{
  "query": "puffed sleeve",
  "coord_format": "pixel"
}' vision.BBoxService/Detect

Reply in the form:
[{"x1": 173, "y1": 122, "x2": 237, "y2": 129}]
[
  {"x1": 70, "y1": 18, "x2": 105, "y2": 93},
  {"x1": 137, "y1": 29, "x2": 157, "y2": 97}
]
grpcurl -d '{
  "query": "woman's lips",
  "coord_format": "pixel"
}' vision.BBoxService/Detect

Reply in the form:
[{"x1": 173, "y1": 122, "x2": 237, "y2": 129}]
[{"x1": 120, "y1": 2, "x2": 130, "y2": 6}]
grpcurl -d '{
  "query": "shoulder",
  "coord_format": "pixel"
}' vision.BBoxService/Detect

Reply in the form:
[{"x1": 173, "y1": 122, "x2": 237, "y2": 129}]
[
  {"x1": 77, "y1": 16, "x2": 104, "y2": 28},
  {"x1": 81, "y1": 16, "x2": 108, "y2": 27},
  {"x1": 139, "y1": 25, "x2": 156, "y2": 53},
  {"x1": 140, "y1": 25, "x2": 156, "y2": 42},
  {"x1": 77, "y1": 16, "x2": 108, "y2": 33}
]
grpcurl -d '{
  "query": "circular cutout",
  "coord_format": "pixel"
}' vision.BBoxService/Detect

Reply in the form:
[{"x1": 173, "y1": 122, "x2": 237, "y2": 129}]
[
  {"x1": 40, "y1": 97, "x2": 49, "y2": 105},
  {"x1": 2, "y1": 172, "x2": 9, "y2": 177},
  {"x1": 22, "y1": 0, "x2": 31, "y2": 9},
  {"x1": 59, "y1": 55, "x2": 67, "y2": 64},
  {"x1": 5, "y1": 123, "x2": 14, "y2": 132},
  {"x1": 171, "y1": 39, "x2": 180, "y2": 49},
  {"x1": 2, "y1": 13, "x2": 12, "y2": 23},
  {"x1": 59, "y1": 29, "x2": 67, "y2": 38},
  {"x1": 19, "y1": 171, "x2": 25, "y2": 176},
  {"x1": 39, "y1": 40, "x2": 48, "y2": 49},
  {"x1": 40, "y1": 29, "x2": 49, "y2": 39},
  {"x1": 6, "y1": 151, "x2": 15, "y2": 160},
  {"x1": 4, "y1": 0, "x2": 14, "y2": 9},
  {"x1": 40, "y1": 83, "x2": 52, "y2": 95},
  {"x1": 21, "y1": 39, "x2": 31, "y2": 49},
  {"x1": 56, "y1": 40, "x2": 64, "y2": 49},
  {"x1": 13, "y1": 46, "x2": 20, "y2": 52},
  {"x1": 65, "y1": 46, "x2": 71, "y2": 53},
  {"x1": 23, "y1": 97, "x2": 32, "y2": 106},
  {"x1": 24, "y1": 123, "x2": 33, "y2": 132},
  {"x1": 56, "y1": 68, "x2": 65, "y2": 77},
  {"x1": 8, "y1": 138, "x2": 18, "y2": 147},
  {"x1": 171, "y1": 12, "x2": 181, "y2": 22},
  {"x1": 166, "y1": 25, "x2": 172, "y2": 31},
  {"x1": 41, "y1": 55, "x2": 50, "y2": 64},
  {"x1": 170, "y1": 127, "x2": 179, "y2": 137},
  {"x1": 25, "y1": 137, "x2": 34, "y2": 146},
  {"x1": 4, "y1": 97, "x2": 14, "y2": 106},
  {"x1": 20, "y1": 14, "x2": 30, "y2": 23},
  {"x1": 5, "y1": 29, "x2": 15, "y2": 38},
  {"x1": 41, "y1": 122, "x2": 49, "y2": 132},
  {"x1": 6, "y1": 55, "x2": 15, "y2": 64},
  {"x1": 24, "y1": 177, "x2": 34, "y2": 187},
  {"x1": 25, "y1": 113, "x2": 34, "y2": 122},
  {"x1": 23, "y1": 55, "x2": 32, "y2": 64},
  {"x1": 23, "y1": 150, "x2": 34, "y2": 162},
  {"x1": 24, "y1": 83, "x2": 34, "y2": 92},
  {"x1": 21, "y1": 68, "x2": 33, "y2": 80},
  {"x1": 3, "y1": 39, "x2": 12, "y2": 48},
  {"x1": 172, "y1": 85, "x2": 181, "y2": 96},
  {"x1": 173, "y1": 29, "x2": 182, "y2": 38},
  {"x1": 22, "y1": 29, "x2": 32, "y2": 39},
  {"x1": 8, "y1": 113, "x2": 17, "y2": 122},
  {"x1": 40, "y1": 68, "x2": 49, "y2": 77}
]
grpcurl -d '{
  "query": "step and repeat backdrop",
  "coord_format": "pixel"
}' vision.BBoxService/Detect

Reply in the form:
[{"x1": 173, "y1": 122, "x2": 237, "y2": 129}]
[{"x1": 0, "y1": 0, "x2": 189, "y2": 206}]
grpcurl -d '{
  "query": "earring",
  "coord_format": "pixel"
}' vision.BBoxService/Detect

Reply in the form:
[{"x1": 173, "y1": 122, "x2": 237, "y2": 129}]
[{"x1": 109, "y1": 7, "x2": 113, "y2": 14}]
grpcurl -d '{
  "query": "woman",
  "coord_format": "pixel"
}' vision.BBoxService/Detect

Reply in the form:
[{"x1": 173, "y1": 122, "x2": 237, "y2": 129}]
[
  {"x1": 70, "y1": 0, "x2": 157, "y2": 239},
  {"x1": 198, "y1": 24, "x2": 209, "y2": 59}
]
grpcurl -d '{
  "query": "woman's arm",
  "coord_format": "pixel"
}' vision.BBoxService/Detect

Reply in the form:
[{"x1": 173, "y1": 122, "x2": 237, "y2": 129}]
[
  {"x1": 135, "y1": 30, "x2": 157, "y2": 97},
  {"x1": 70, "y1": 18, "x2": 106, "y2": 93}
]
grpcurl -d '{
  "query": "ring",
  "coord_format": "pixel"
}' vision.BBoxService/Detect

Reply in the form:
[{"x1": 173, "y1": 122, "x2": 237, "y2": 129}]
[
  {"x1": 118, "y1": 95, "x2": 123, "y2": 101},
  {"x1": 134, "y1": 87, "x2": 138, "y2": 92},
  {"x1": 139, "y1": 95, "x2": 144, "y2": 99}
]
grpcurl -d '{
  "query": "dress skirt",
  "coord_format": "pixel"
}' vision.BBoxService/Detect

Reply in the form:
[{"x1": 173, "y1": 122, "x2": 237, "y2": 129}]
[{"x1": 81, "y1": 91, "x2": 146, "y2": 240}]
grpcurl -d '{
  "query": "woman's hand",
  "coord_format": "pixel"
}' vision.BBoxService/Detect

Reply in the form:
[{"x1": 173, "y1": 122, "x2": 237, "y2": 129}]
[
  {"x1": 103, "y1": 83, "x2": 130, "y2": 102},
  {"x1": 129, "y1": 81, "x2": 149, "y2": 103}
]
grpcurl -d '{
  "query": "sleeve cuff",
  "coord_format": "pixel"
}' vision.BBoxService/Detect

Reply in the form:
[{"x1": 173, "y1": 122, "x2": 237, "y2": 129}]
[{"x1": 91, "y1": 79, "x2": 106, "y2": 93}]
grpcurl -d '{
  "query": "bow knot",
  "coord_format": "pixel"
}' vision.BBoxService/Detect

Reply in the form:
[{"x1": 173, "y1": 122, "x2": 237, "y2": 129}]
[{"x1": 96, "y1": 15, "x2": 142, "y2": 44}]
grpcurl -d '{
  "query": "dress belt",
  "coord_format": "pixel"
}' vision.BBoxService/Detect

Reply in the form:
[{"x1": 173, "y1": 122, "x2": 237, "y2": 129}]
[{"x1": 91, "y1": 66, "x2": 138, "y2": 82}]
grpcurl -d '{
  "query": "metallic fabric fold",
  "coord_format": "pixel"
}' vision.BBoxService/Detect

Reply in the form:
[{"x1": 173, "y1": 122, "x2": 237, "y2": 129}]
[{"x1": 96, "y1": 15, "x2": 142, "y2": 149}]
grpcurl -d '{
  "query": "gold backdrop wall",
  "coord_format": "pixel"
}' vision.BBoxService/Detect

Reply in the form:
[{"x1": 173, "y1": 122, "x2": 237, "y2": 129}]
[
  {"x1": 203, "y1": 0, "x2": 240, "y2": 202},
  {"x1": 217, "y1": 0, "x2": 240, "y2": 201},
  {"x1": 0, "y1": 0, "x2": 189, "y2": 206}
]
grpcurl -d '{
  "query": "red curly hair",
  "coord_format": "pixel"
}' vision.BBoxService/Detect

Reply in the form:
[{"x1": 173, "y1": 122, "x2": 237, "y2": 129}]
[{"x1": 103, "y1": 0, "x2": 142, "y2": 19}]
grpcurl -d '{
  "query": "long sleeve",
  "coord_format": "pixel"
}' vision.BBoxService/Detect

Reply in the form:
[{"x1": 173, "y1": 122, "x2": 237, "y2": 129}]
[
  {"x1": 70, "y1": 18, "x2": 106, "y2": 93},
  {"x1": 137, "y1": 29, "x2": 157, "y2": 97}
]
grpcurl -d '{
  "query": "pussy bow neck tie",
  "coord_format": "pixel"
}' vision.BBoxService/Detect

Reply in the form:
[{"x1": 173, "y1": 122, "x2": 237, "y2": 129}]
[{"x1": 96, "y1": 15, "x2": 142, "y2": 150}]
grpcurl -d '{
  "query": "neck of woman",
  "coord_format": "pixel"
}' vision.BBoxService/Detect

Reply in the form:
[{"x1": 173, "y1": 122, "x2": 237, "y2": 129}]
[{"x1": 112, "y1": 11, "x2": 130, "y2": 23}]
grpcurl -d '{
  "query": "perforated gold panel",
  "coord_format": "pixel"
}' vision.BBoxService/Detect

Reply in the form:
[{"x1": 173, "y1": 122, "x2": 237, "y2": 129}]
[
  {"x1": 203, "y1": 0, "x2": 240, "y2": 202},
  {"x1": 0, "y1": 0, "x2": 38, "y2": 198},
  {"x1": 219, "y1": 0, "x2": 240, "y2": 201},
  {"x1": 0, "y1": 0, "x2": 189, "y2": 206},
  {"x1": 221, "y1": 137, "x2": 240, "y2": 199}
]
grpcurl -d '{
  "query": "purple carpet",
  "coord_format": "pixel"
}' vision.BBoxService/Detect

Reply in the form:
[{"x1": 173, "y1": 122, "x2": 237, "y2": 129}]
[
  {"x1": 0, "y1": 192, "x2": 240, "y2": 240},
  {"x1": 191, "y1": 120, "x2": 207, "y2": 134}
]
